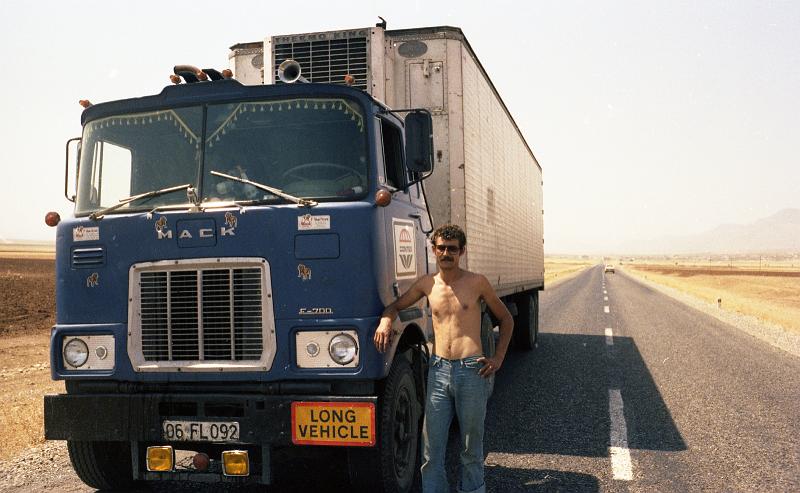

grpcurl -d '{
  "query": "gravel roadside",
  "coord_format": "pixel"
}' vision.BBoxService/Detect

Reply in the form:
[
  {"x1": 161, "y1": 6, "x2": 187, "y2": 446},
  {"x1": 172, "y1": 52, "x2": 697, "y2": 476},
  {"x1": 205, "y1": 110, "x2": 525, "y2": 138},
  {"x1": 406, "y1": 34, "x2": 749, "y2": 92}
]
[{"x1": 0, "y1": 441, "x2": 89, "y2": 493}]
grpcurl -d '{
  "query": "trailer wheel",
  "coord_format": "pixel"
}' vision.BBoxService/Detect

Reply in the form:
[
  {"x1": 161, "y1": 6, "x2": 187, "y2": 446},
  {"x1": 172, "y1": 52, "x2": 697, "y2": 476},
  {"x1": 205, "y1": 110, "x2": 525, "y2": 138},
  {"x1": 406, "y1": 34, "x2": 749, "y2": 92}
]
[
  {"x1": 513, "y1": 291, "x2": 539, "y2": 351},
  {"x1": 67, "y1": 440, "x2": 135, "y2": 490},
  {"x1": 480, "y1": 311, "x2": 496, "y2": 396},
  {"x1": 348, "y1": 355, "x2": 421, "y2": 493}
]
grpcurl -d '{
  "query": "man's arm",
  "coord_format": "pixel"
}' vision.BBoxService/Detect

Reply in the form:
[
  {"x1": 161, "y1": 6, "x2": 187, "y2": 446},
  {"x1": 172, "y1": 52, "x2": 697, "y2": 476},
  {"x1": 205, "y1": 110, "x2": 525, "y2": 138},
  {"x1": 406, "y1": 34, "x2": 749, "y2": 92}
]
[
  {"x1": 373, "y1": 276, "x2": 430, "y2": 353},
  {"x1": 477, "y1": 275, "x2": 514, "y2": 377}
]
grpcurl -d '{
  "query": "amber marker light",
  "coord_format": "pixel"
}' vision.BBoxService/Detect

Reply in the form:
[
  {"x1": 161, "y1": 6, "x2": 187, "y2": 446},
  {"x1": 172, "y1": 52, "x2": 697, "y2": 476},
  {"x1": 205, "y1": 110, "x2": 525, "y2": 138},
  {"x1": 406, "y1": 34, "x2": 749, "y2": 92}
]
[
  {"x1": 146, "y1": 446, "x2": 174, "y2": 472},
  {"x1": 222, "y1": 69, "x2": 233, "y2": 79},
  {"x1": 222, "y1": 450, "x2": 250, "y2": 476},
  {"x1": 344, "y1": 74, "x2": 355, "y2": 86},
  {"x1": 45, "y1": 212, "x2": 60, "y2": 227},
  {"x1": 170, "y1": 74, "x2": 181, "y2": 84},
  {"x1": 78, "y1": 100, "x2": 92, "y2": 108},
  {"x1": 375, "y1": 188, "x2": 392, "y2": 207}
]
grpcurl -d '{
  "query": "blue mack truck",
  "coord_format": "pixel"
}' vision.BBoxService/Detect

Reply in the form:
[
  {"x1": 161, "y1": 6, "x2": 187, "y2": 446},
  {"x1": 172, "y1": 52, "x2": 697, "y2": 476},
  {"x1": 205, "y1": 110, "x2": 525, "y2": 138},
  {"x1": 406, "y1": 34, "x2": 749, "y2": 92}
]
[{"x1": 44, "y1": 25, "x2": 543, "y2": 492}]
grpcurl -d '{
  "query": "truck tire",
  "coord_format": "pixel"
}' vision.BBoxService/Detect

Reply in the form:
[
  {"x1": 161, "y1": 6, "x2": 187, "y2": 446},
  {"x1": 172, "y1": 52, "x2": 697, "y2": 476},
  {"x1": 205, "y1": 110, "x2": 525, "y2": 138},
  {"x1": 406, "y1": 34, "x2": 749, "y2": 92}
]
[
  {"x1": 480, "y1": 312, "x2": 496, "y2": 396},
  {"x1": 67, "y1": 440, "x2": 135, "y2": 490},
  {"x1": 348, "y1": 355, "x2": 421, "y2": 493},
  {"x1": 513, "y1": 291, "x2": 539, "y2": 351}
]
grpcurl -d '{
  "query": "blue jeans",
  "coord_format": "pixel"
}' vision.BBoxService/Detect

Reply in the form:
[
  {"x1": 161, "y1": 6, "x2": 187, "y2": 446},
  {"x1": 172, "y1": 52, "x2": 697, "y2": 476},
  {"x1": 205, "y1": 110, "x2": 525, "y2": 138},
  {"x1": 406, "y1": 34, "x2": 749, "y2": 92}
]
[{"x1": 421, "y1": 354, "x2": 490, "y2": 493}]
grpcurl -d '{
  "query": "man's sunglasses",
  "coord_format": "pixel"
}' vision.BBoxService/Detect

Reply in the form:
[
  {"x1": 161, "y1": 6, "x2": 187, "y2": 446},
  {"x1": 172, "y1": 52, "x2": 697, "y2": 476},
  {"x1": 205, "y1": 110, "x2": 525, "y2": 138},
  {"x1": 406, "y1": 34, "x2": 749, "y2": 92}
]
[{"x1": 434, "y1": 245, "x2": 461, "y2": 254}]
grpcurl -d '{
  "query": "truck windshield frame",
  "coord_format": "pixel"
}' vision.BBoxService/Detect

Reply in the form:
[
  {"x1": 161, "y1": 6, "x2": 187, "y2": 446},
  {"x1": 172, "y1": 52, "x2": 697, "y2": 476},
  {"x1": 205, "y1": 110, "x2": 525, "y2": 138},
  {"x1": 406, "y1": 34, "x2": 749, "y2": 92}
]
[{"x1": 75, "y1": 96, "x2": 370, "y2": 216}]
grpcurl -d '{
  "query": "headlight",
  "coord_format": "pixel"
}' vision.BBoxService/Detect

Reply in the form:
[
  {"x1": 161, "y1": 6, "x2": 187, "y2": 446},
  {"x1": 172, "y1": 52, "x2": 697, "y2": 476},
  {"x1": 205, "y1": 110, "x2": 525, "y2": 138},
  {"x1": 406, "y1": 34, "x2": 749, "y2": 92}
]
[
  {"x1": 328, "y1": 333, "x2": 358, "y2": 365},
  {"x1": 295, "y1": 330, "x2": 359, "y2": 368},
  {"x1": 63, "y1": 338, "x2": 89, "y2": 368}
]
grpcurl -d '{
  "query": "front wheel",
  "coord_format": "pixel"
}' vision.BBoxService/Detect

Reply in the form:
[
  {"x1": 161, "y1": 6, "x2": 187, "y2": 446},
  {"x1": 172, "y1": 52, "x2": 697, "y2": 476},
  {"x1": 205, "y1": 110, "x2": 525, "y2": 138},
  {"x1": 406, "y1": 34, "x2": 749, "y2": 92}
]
[
  {"x1": 67, "y1": 440, "x2": 136, "y2": 490},
  {"x1": 348, "y1": 355, "x2": 422, "y2": 493}
]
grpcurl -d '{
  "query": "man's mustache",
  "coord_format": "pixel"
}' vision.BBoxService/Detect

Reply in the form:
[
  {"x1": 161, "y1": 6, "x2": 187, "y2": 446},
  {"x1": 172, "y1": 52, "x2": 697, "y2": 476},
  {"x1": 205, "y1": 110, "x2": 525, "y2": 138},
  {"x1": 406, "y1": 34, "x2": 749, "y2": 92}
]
[{"x1": 440, "y1": 256, "x2": 454, "y2": 261}]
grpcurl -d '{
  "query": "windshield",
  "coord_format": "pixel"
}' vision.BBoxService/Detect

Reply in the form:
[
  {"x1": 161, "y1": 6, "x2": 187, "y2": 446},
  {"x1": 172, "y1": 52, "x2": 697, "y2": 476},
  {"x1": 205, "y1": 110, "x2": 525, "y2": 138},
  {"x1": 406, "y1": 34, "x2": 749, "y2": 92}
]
[
  {"x1": 75, "y1": 97, "x2": 368, "y2": 215},
  {"x1": 76, "y1": 107, "x2": 202, "y2": 214},
  {"x1": 203, "y1": 99, "x2": 367, "y2": 203}
]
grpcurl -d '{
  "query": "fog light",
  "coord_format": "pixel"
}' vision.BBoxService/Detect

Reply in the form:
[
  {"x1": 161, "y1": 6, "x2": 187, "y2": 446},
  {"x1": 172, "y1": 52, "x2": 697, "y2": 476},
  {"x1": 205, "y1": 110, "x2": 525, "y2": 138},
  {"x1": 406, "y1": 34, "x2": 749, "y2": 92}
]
[
  {"x1": 222, "y1": 450, "x2": 249, "y2": 476},
  {"x1": 146, "y1": 446, "x2": 174, "y2": 472},
  {"x1": 306, "y1": 341, "x2": 320, "y2": 357},
  {"x1": 95, "y1": 346, "x2": 108, "y2": 360}
]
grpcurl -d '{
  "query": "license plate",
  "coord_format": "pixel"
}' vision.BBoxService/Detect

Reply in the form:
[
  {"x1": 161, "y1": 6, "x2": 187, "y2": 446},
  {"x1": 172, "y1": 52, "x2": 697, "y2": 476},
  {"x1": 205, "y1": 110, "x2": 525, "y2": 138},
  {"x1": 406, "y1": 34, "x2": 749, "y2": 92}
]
[
  {"x1": 291, "y1": 402, "x2": 375, "y2": 447},
  {"x1": 162, "y1": 420, "x2": 240, "y2": 442}
]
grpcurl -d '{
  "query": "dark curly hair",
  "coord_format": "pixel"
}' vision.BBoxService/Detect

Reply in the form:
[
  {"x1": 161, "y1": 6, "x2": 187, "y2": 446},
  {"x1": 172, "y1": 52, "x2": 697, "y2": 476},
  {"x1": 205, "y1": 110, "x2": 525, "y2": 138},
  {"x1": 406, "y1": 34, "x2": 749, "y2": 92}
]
[{"x1": 431, "y1": 224, "x2": 467, "y2": 249}]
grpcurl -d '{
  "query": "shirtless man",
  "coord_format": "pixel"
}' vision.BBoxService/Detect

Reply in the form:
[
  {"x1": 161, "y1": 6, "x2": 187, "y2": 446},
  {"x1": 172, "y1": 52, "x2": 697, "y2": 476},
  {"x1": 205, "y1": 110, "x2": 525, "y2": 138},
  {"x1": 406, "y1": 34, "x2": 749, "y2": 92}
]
[{"x1": 374, "y1": 223, "x2": 513, "y2": 493}]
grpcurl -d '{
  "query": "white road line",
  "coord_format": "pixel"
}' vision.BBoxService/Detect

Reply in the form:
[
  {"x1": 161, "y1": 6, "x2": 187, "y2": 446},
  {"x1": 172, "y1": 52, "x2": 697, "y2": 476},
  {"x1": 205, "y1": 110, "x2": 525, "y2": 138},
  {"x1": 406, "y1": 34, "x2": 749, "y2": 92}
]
[
  {"x1": 609, "y1": 389, "x2": 634, "y2": 481},
  {"x1": 604, "y1": 296, "x2": 609, "y2": 301},
  {"x1": 605, "y1": 328, "x2": 614, "y2": 345},
  {"x1": 603, "y1": 290, "x2": 607, "y2": 294},
  {"x1": 604, "y1": 306, "x2": 610, "y2": 313}
]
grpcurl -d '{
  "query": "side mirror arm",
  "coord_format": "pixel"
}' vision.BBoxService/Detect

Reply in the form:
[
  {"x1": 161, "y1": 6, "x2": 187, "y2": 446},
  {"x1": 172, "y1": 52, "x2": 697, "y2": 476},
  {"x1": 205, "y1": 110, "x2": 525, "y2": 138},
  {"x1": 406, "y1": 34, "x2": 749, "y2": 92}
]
[{"x1": 65, "y1": 137, "x2": 81, "y2": 203}]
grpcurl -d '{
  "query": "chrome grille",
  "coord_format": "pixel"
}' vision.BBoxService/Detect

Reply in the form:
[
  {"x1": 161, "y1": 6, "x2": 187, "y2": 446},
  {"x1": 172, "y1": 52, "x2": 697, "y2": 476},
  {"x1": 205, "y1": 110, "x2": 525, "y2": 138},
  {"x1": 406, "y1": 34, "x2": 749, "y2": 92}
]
[
  {"x1": 273, "y1": 37, "x2": 368, "y2": 90},
  {"x1": 138, "y1": 266, "x2": 264, "y2": 361}
]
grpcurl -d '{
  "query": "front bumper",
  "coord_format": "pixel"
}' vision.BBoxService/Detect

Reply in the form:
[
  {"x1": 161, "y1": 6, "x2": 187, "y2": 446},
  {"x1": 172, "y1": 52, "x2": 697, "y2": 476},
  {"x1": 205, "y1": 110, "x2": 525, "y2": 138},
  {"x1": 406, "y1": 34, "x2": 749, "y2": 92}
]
[{"x1": 44, "y1": 392, "x2": 377, "y2": 445}]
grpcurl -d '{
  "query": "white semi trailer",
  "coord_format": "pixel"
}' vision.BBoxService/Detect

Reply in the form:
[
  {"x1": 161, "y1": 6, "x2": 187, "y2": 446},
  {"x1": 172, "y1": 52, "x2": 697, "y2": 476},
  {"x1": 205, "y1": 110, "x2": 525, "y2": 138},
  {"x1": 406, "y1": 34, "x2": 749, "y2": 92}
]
[{"x1": 231, "y1": 24, "x2": 544, "y2": 345}]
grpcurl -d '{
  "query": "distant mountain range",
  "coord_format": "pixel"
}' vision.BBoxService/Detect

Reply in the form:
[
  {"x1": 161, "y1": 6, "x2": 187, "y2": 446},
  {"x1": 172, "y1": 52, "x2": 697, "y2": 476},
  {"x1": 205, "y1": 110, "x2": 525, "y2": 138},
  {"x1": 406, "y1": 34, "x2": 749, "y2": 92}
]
[{"x1": 620, "y1": 208, "x2": 800, "y2": 254}]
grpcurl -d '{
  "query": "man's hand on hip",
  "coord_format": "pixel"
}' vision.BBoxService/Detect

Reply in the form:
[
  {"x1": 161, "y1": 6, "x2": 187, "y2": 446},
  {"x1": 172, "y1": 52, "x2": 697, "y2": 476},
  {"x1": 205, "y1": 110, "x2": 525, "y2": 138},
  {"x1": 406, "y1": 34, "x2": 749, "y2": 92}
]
[{"x1": 477, "y1": 355, "x2": 503, "y2": 378}]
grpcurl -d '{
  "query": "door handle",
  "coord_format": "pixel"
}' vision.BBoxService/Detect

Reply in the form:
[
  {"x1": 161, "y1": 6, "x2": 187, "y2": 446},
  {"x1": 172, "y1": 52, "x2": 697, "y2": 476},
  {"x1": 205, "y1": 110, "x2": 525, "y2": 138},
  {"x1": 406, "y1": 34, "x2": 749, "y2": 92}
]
[{"x1": 408, "y1": 212, "x2": 421, "y2": 219}]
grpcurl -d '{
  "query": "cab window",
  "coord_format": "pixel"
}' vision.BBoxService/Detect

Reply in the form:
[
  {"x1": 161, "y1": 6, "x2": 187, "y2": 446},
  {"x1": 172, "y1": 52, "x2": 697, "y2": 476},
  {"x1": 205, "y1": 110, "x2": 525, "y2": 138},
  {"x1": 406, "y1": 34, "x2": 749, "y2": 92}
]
[{"x1": 381, "y1": 119, "x2": 405, "y2": 189}]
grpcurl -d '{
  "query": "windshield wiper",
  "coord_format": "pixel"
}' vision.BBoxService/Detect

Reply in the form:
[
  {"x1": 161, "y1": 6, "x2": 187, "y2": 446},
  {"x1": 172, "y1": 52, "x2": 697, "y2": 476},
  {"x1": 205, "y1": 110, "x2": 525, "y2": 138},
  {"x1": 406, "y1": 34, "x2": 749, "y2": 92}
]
[
  {"x1": 89, "y1": 183, "x2": 193, "y2": 220},
  {"x1": 210, "y1": 170, "x2": 317, "y2": 208}
]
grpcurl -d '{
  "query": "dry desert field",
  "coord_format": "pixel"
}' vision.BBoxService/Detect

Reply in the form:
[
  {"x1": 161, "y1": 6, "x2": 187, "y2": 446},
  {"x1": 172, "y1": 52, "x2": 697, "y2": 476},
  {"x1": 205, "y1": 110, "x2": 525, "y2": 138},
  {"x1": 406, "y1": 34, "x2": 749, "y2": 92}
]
[
  {"x1": 544, "y1": 257, "x2": 598, "y2": 286},
  {"x1": 0, "y1": 255, "x2": 63, "y2": 462},
  {"x1": 623, "y1": 261, "x2": 800, "y2": 335}
]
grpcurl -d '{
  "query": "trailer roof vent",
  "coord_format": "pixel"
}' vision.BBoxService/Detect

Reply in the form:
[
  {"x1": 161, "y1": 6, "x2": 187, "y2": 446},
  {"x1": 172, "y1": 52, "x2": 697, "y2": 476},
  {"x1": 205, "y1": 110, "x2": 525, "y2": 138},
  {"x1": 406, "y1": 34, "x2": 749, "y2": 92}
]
[{"x1": 271, "y1": 34, "x2": 368, "y2": 90}]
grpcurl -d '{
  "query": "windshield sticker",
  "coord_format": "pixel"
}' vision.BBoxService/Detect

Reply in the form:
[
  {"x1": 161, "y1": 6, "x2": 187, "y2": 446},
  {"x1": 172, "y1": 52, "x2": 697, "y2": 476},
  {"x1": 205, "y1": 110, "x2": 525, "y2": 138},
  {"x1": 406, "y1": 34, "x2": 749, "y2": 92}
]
[
  {"x1": 298, "y1": 264, "x2": 312, "y2": 281},
  {"x1": 298, "y1": 214, "x2": 331, "y2": 231},
  {"x1": 73, "y1": 226, "x2": 99, "y2": 242},
  {"x1": 86, "y1": 273, "x2": 99, "y2": 288},
  {"x1": 393, "y1": 219, "x2": 417, "y2": 279},
  {"x1": 154, "y1": 217, "x2": 173, "y2": 240}
]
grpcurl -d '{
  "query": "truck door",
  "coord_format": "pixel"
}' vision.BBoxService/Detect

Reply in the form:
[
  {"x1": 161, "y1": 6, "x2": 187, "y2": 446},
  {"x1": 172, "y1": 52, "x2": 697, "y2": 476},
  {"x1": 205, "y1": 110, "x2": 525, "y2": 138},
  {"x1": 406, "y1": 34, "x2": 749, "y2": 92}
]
[{"x1": 379, "y1": 117, "x2": 426, "y2": 302}]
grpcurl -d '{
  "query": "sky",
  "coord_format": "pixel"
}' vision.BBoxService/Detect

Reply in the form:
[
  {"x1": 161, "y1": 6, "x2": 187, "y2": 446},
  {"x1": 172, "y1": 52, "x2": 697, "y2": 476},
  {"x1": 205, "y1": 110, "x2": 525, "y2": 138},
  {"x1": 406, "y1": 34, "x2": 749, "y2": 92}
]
[{"x1": 1, "y1": 0, "x2": 798, "y2": 253}]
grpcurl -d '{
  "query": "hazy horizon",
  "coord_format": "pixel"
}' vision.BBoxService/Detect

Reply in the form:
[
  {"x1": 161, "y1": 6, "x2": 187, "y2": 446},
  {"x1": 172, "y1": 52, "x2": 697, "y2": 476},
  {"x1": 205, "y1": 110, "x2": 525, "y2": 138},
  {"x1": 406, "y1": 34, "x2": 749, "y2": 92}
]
[{"x1": 2, "y1": 1, "x2": 797, "y2": 253}]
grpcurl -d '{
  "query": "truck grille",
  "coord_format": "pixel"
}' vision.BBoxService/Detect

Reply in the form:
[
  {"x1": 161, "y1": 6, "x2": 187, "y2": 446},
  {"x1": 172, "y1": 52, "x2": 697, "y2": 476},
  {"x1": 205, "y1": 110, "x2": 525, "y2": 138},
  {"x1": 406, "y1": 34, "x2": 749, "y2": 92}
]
[
  {"x1": 133, "y1": 261, "x2": 267, "y2": 363},
  {"x1": 272, "y1": 37, "x2": 368, "y2": 90}
]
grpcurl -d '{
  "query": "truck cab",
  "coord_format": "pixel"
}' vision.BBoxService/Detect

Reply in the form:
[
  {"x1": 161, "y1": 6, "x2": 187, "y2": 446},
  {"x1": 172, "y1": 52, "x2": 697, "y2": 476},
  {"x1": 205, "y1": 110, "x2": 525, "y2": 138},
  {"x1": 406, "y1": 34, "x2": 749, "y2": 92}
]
[{"x1": 46, "y1": 74, "x2": 435, "y2": 490}]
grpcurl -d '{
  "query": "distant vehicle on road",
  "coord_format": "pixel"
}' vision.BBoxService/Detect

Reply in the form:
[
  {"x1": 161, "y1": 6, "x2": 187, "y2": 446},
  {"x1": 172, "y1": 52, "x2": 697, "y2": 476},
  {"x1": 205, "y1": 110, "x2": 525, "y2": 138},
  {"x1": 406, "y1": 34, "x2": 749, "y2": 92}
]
[{"x1": 604, "y1": 265, "x2": 615, "y2": 273}]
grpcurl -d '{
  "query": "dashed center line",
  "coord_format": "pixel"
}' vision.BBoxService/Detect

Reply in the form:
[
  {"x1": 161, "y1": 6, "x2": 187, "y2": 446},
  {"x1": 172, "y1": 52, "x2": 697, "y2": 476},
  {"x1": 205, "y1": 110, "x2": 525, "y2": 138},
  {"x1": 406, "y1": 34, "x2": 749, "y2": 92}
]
[
  {"x1": 605, "y1": 328, "x2": 614, "y2": 345},
  {"x1": 604, "y1": 296, "x2": 609, "y2": 301},
  {"x1": 609, "y1": 389, "x2": 634, "y2": 481},
  {"x1": 604, "y1": 306, "x2": 610, "y2": 313}
]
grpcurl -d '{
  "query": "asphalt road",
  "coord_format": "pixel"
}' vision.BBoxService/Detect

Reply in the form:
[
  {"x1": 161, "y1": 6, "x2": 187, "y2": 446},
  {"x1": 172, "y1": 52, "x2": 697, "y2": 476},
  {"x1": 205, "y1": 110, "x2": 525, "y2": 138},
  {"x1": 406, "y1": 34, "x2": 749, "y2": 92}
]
[{"x1": 480, "y1": 265, "x2": 799, "y2": 492}]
